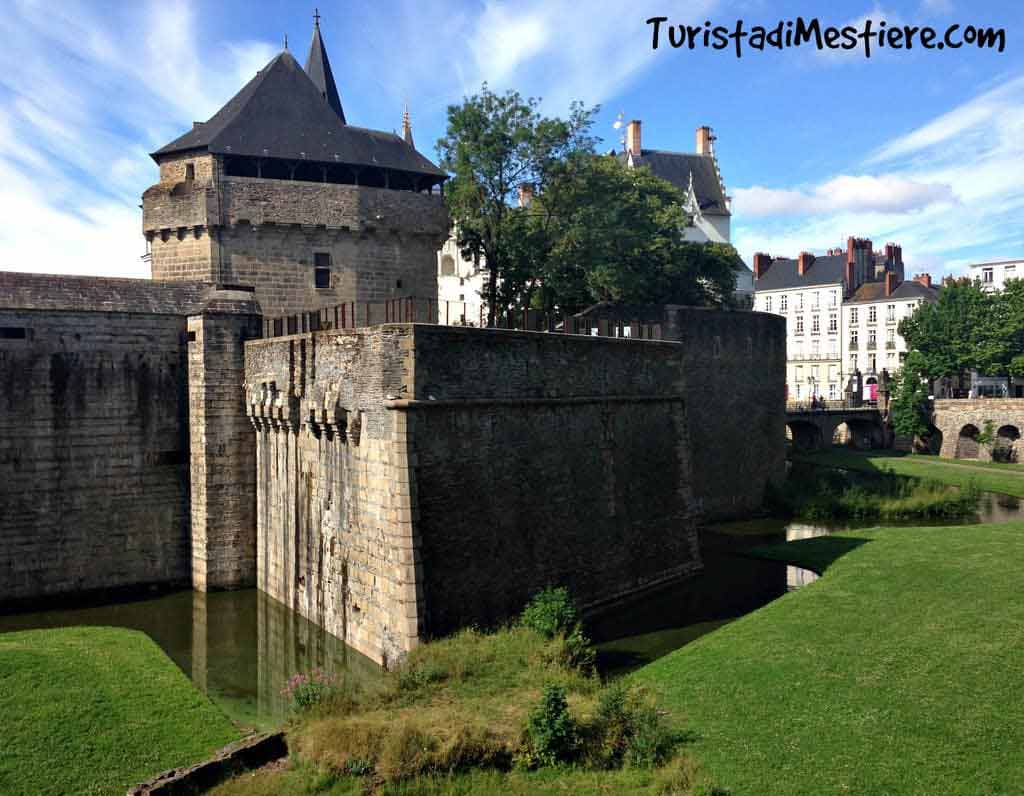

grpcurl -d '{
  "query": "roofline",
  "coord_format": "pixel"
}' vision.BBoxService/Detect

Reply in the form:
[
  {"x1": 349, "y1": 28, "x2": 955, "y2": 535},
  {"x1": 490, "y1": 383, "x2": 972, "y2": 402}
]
[
  {"x1": 753, "y1": 281, "x2": 843, "y2": 292},
  {"x1": 968, "y1": 259, "x2": 1024, "y2": 267}
]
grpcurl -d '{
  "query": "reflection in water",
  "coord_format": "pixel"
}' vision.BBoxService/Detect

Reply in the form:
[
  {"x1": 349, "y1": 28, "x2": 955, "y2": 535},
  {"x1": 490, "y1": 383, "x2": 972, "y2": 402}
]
[
  {"x1": 593, "y1": 488, "x2": 1023, "y2": 673},
  {"x1": 0, "y1": 589, "x2": 381, "y2": 730}
]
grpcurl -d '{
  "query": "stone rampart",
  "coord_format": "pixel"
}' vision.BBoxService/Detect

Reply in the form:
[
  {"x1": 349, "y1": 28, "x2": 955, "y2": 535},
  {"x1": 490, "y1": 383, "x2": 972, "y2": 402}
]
[{"x1": 245, "y1": 324, "x2": 720, "y2": 665}]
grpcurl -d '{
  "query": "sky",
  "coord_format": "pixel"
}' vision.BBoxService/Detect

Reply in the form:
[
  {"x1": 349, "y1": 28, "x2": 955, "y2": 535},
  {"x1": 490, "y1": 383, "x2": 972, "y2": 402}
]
[{"x1": 0, "y1": 0, "x2": 1022, "y2": 279}]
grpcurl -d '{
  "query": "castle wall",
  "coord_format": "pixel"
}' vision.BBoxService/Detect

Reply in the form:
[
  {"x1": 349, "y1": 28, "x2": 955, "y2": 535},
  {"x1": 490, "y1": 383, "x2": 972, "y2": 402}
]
[
  {"x1": 143, "y1": 167, "x2": 449, "y2": 318},
  {"x1": 0, "y1": 307, "x2": 191, "y2": 606},
  {"x1": 245, "y1": 325, "x2": 705, "y2": 665}
]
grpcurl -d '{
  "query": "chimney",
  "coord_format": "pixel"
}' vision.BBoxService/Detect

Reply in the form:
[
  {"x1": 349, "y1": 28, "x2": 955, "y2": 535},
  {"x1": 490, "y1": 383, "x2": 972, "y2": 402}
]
[
  {"x1": 626, "y1": 120, "x2": 642, "y2": 156},
  {"x1": 884, "y1": 243, "x2": 895, "y2": 263},
  {"x1": 798, "y1": 251, "x2": 815, "y2": 276},
  {"x1": 914, "y1": 273, "x2": 932, "y2": 288},
  {"x1": 753, "y1": 253, "x2": 772, "y2": 279},
  {"x1": 517, "y1": 183, "x2": 535, "y2": 208},
  {"x1": 845, "y1": 261, "x2": 855, "y2": 293},
  {"x1": 885, "y1": 271, "x2": 898, "y2": 296},
  {"x1": 696, "y1": 125, "x2": 714, "y2": 156}
]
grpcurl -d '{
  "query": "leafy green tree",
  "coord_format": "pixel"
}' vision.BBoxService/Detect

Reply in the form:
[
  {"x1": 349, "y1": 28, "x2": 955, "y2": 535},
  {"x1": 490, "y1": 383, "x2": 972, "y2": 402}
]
[
  {"x1": 505, "y1": 154, "x2": 738, "y2": 314},
  {"x1": 899, "y1": 278, "x2": 991, "y2": 383},
  {"x1": 436, "y1": 85, "x2": 597, "y2": 325},
  {"x1": 890, "y1": 351, "x2": 931, "y2": 442}
]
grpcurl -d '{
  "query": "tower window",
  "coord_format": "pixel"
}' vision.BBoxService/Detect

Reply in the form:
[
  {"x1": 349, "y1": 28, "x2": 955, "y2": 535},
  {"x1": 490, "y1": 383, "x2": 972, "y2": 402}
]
[
  {"x1": 314, "y1": 253, "x2": 331, "y2": 289},
  {"x1": 185, "y1": 163, "x2": 195, "y2": 181}
]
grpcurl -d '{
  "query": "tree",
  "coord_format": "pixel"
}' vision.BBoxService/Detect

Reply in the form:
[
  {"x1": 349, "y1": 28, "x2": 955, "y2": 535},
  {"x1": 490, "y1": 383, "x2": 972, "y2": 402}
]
[
  {"x1": 898, "y1": 278, "x2": 991, "y2": 384},
  {"x1": 890, "y1": 350, "x2": 931, "y2": 443},
  {"x1": 436, "y1": 85, "x2": 597, "y2": 326},
  {"x1": 503, "y1": 154, "x2": 739, "y2": 314}
]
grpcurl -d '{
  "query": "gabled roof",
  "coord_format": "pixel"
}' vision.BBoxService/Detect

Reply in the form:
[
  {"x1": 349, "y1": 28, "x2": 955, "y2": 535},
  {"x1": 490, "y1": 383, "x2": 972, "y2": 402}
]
[
  {"x1": 754, "y1": 254, "x2": 847, "y2": 291},
  {"x1": 305, "y1": 20, "x2": 345, "y2": 122},
  {"x1": 620, "y1": 150, "x2": 730, "y2": 217},
  {"x1": 152, "y1": 51, "x2": 444, "y2": 178}
]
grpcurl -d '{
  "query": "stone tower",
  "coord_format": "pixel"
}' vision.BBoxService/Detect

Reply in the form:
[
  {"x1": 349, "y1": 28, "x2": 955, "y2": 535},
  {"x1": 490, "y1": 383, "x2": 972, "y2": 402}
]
[{"x1": 142, "y1": 16, "x2": 449, "y2": 318}]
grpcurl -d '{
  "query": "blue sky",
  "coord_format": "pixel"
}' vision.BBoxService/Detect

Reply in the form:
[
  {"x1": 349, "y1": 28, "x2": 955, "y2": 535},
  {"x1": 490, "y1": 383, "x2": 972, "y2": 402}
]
[{"x1": 0, "y1": 0, "x2": 1022, "y2": 279}]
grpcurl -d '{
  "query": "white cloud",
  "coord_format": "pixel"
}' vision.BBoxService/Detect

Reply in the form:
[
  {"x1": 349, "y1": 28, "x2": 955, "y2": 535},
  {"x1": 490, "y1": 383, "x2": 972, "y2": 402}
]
[
  {"x1": 919, "y1": 0, "x2": 954, "y2": 16},
  {"x1": 735, "y1": 71, "x2": 1024, "y2": 276},
  {"x1": 734, "y1": 175, "x2": 955, "y2": 218},
  {"x1": 0, "y1": 0, "x2": 278, "y2": 277}
]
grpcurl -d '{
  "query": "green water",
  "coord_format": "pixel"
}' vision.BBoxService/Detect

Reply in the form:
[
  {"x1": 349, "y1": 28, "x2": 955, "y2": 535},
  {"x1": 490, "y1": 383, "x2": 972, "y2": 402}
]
[{"x1": 0, "y1": 589, "x2": 382, "y2": 731}]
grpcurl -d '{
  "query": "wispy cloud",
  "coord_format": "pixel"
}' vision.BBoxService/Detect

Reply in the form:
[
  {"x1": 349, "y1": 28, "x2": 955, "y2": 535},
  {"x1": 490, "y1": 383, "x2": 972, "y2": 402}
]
[
  {"x1": 735, "y1": 175, "x2": 955, "y2": 217},
  {"x1": 0, "y1": 0, "x2": 275, "y2": 277},
  {"x1": 734, "y1": 70, "x2": 1024, "y2": 275}
]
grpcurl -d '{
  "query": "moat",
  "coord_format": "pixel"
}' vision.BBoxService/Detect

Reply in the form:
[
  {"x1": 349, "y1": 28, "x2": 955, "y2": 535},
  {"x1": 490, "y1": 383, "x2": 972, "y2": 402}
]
[{"x1": 1, "y1": 482, "x2": 1018, "y2": 730}]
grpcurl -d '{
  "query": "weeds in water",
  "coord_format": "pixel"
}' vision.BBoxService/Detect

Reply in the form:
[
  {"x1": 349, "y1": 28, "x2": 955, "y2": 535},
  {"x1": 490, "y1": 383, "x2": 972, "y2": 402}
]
[{"x1": 768, "y1": 467, "x2": 980, "y2": 522}]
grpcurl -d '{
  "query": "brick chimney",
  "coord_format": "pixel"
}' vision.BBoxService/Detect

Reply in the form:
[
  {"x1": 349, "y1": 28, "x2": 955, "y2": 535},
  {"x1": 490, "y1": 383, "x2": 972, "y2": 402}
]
[
  {"x1": 885, "y1": 271, "x2": 898, "y2": 296},
  {"x1": 696, "y1": 125, "x2": 714, "y2": 156},
  {"x1": 798, "y1": 252, "x2": 815, "y2": 276},
  {"x1": 517, "y1": 183, "x2": 535, "y2": 208},
  {"x1": 753, "y1": 253, "x2": 772, "y2": 279},
  {"x1": 914, "y1": 273, "x2": 932, "y2": 288},
  {"x1": 845, "y1": 261, "x2": 855, "y2": 294},
  {"x1": 626, "y1": 120, "x2": 642, "y2": 156}
]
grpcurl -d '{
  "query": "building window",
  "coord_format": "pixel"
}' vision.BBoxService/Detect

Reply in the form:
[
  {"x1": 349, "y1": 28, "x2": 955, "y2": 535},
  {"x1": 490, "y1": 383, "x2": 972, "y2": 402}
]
[
  {"x1": 886, "y1": 328, "x2": 896, "y2": 349},
  {"x1": 868, "y1": 306, "x2": 877, "y2": 324},
  {"x1": 812, "y1": 340, "x2": 820, "y2": 356},
  {"x1": 830, "y1": 291, "x2": 837, "y2": 307},
  {"x1": 440, "y1": 254, "x2": 456, "y2": 276},
  {"x1": 812, "y1": 315, "x2": 820, "y2": 334},
  {"x1": 797, "y1": 294, "x2": 804, "y2": 311},
  {"x1": 829, "y1": 313, "x2": 837, "y2": 333},
  {"x1": 0, "y1": 327, "x2": 27, "y2": 339},
  {"x1": 887, "y1": 304, "x2": 896, "y2": 322},
  {"x1": 1007, "y1": 266, "x2": 1017, "y2": 281},
  {"x1": 850, "y1": 307, "x2": 859, "y2": 324},
  {"x1": 796, "y1": 316, "x2": 804, "y2": 334},
  {"x1": 185, "y1": 162, "x2": 195, "y2": 181},
  {"x1": 851, "y1": 354, "x2": 858, "y2": 371},
  {"x1": 813, "y1": 291, "x2": 820, "y2": 309},
  {"x1": 829, "y1": 383, "x2": 838, "y2": 400},
  {"x1": 314, "y1": 252, "x2": 331, "y2": 289},
  {"x1": 795, "y1": 366, "x2": 804, "y2": 383},
  {"x1": 983, "y1": 267, "x2": 994, "y2": 283},
  {"x1": 868, "y1": 330, "x2": 877, "y2": 349},
  {"x1": 765, "y1": 295, "x2": 773, "y2": 313},
  {"x1": 780, "y1": 294, "x2": 788, "y2": 312}
]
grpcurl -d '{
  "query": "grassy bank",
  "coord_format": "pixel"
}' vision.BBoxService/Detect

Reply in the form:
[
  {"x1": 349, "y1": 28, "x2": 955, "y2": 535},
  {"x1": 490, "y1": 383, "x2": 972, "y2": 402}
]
[
  {"x1": 0, "y1": 626, "x2": 239, "y2": 796},
  {"x1": 768, "y1": 465, "x2": 979, "y2": 521},
  {"x1": 796, "y1": 448, "x2": 1024, "y2": 498},
  {"x1": 214, "y1": 596, "x2": 716, "y2": 796},
  {"x1": 634, "y1": 521, "x2": 1024, "y2": 795}
]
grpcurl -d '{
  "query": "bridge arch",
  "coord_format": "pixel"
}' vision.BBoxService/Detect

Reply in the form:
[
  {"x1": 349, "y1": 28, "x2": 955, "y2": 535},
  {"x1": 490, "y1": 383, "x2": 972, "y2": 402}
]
[
  {"x1": 832, "y1": 418, "x2": 883, "y2": 450},
  {"x1": 994, "y1": 424, "x2": 1020, "y2": 462},
  {"x1": 786, "y1": 420, "x2": 823, "y2": 452},
  {"x1": 956, "y1": 423, "x2": 981, "y2": 460}
]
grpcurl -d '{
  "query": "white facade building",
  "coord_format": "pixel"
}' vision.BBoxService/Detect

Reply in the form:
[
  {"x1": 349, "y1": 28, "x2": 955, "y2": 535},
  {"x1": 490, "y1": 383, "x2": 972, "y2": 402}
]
[
  {"x1": 753, "y1": 239, "x2": 939, "y2": 403},
  {"x1": 969, "y1": 258, "x2": 1024, "y2": 292},
  {"x1": 436, "y1": 234, "x2": 487, "y2": 325}
]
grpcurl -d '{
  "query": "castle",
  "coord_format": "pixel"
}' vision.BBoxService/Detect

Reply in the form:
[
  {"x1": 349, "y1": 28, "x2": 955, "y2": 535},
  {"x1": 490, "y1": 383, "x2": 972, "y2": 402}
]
[{"x1": 0, "y1": 17, "x2": 785, "y2": 665}]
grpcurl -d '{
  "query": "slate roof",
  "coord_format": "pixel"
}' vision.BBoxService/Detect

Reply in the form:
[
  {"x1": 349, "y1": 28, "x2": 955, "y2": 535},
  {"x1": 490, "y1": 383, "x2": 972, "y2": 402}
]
[
  {"x1": 305, "y1": 21, "x2": 345, "y2": 122},
  {"x1": 620, "y1": 150, "x2": 730, "y2": 216},
  {"x1": 0, "y1": 272, "x2": 260, "y2": 316},
  {"x1": 753, "y1": 254, "x2": 847, "y2": 291},
  {"x1": 152, "y1": 52, "x2": 444, "y2": 178},
  {"x1": 847, "y1": 279, "x2": 941, "y2": 303}
]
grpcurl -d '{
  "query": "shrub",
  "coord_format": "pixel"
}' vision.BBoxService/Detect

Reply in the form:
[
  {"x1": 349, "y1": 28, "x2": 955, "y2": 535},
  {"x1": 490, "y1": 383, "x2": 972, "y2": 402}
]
[
  {"x1": 521, "y1": 587, "x2": 579, "y2": 639},
  {"x1": 587, "y1": 682, "x2": 676, "y2": 769},
  {"x1": 281, "y1": 668, "x2": 340, "y2": 711},
  {"x1": 523, "y1": 685, "x2": 578, "y2": 767},
  {"x1": 376, "y1": 724, "x2": 439, "y2": 781}
]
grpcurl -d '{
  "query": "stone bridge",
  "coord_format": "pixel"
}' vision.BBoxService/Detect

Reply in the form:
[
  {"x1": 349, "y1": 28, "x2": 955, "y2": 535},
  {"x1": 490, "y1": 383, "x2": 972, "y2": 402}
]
[
  {"x1": 785, "y1": 406, "x2": 887, "y2": 452},
  {"x1": 933, "y1": 399, "x2": 1024, "y2": 462}
]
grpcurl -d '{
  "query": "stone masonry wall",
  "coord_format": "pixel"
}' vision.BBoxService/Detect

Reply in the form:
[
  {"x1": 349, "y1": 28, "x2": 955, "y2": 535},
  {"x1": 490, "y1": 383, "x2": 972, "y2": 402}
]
[
  {"x1": 188, "y1": 300, "x2": 263, "y2": 591},
  {"x1": 143, "y1": 164, "x2": 450, "y2": 318},
  {"x1": 245, "y1": 324, "x2": 706, "y2": 664},
  {"x1": 0, "y1": 308, "x2": 191, "y2": 605},
  {"x1": 934, "y1": 399, "x2": 1024, "y2": 460}
]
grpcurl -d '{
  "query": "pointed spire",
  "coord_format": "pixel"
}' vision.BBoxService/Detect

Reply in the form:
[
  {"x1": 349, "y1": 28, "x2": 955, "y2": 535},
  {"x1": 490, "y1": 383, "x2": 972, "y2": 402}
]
[
  {"x1": 305, "y1": 9, "x2": 346, "y2": 124},
  {"x1": 401, "y1": 102, "x2": 414, "y2": 148}
]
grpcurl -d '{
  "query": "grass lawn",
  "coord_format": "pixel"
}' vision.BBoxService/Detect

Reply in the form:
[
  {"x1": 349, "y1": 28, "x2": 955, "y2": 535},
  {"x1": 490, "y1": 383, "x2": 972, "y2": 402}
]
[
  {"x1": 0, "y1": 626, "x2": 240, "y2": 796},
  {"x1": 796, "y1": 447, "x2": 1024, "y2": 497},
  {"x1": 634, "y1": 521, "x2": 1024, "y2": 796}
]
